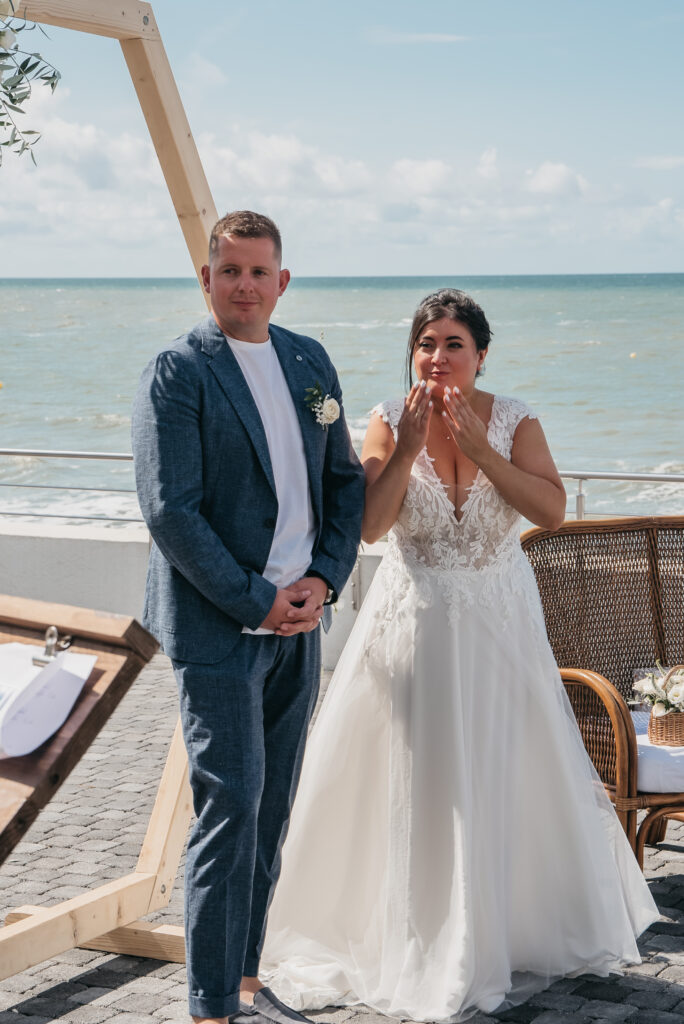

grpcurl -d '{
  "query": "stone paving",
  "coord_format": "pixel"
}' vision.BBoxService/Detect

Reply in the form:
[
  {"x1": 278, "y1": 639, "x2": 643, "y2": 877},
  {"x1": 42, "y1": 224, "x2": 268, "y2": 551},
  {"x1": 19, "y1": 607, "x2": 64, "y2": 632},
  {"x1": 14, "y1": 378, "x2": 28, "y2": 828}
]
[{"x1": 1, "y1": 655, "x2": 684, "y2": 1024}]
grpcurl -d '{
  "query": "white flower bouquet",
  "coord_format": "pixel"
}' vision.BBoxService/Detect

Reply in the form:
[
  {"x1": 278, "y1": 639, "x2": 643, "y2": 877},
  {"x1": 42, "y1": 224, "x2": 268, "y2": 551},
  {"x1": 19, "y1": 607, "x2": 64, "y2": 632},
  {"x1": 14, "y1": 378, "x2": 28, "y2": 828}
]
[{"x1": 633, "y1": 663, "x2": 684, "y2": 746}]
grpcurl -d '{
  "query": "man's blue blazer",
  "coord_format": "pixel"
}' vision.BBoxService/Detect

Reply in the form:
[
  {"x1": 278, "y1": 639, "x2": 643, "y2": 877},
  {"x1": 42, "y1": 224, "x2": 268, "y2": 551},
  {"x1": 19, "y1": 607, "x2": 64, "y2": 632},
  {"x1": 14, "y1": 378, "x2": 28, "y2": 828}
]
[{"x1": 132, "y1": 315, "x2": 365, "y2": 663}]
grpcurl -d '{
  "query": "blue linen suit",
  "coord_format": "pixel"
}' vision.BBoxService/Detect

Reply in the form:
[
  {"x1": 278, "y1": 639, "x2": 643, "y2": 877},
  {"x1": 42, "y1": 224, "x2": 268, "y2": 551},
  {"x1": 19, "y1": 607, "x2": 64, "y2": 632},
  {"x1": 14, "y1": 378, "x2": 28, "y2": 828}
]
[{"x1": 132, "y1": 315, "x2": 364, "y2": 1018}]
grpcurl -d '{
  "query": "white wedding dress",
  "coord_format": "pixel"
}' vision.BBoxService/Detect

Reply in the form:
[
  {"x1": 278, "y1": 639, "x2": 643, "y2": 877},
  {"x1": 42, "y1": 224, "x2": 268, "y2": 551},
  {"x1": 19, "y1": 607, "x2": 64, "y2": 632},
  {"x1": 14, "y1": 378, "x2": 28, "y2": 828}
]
[{"x1": 261, "y1": 395, "x2": 658, "y2": 1023}]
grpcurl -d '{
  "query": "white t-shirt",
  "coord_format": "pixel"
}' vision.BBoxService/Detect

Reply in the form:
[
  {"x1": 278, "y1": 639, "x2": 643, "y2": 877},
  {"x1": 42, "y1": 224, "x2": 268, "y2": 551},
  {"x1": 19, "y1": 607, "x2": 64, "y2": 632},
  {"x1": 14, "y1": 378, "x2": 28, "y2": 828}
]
[{"x1": 225, "y1": 335, "x2": 316, "y2": 635}]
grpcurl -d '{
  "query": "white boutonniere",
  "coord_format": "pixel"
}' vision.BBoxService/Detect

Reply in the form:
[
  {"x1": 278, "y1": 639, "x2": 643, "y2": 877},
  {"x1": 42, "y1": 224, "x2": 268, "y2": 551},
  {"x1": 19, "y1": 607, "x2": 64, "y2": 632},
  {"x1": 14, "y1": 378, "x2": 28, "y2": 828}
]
[{"x1": 304, "y1": 382, "x2": 340, "y2": 428}]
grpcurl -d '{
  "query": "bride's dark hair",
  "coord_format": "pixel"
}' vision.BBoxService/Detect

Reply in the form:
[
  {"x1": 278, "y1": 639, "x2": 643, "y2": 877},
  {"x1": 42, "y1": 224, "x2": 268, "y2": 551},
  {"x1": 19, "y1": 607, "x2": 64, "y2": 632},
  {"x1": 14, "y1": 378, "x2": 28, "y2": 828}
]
[{"x1": 405, "y1": 289, "x2": 492, "y2": 388}]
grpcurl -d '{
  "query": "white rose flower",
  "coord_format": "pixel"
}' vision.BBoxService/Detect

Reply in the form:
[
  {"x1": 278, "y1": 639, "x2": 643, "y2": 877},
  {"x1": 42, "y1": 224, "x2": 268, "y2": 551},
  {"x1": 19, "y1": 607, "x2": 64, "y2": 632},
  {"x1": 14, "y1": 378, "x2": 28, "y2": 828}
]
[
  {"x1": 0, "y1": 26, "x2": 17, "y2": 49},
  {"x1": 318, "y1": 396, "x2": 340, "y2": 426},
  {"x1": 668, "y1": 685, "x2": 684, "y2": 705},
  {"x1": 652, "y1": 701, "x2": 669, "y2": 718},
  {"x1": 634, "y1": 676, "x2": 656, "y2": 695}
]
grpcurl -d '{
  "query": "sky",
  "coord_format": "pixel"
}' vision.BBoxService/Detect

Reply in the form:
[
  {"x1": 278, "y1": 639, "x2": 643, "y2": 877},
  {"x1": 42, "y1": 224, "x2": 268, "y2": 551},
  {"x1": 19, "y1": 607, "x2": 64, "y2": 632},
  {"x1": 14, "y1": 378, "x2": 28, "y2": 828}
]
[{"x1": 1, "y1": 0, "x2": 683, "y2": 277}]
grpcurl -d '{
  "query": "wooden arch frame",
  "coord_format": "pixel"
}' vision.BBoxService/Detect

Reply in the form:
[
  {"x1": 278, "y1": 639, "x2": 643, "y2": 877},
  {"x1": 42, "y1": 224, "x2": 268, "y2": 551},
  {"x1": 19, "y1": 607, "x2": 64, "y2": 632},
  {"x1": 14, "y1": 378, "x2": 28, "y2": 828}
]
[
  {"x1": 0, "y1": 0, "x2": 214, "y2": 977},
  {"x1": 17, "y1": 0, "x2": 218, "y2": 291}
]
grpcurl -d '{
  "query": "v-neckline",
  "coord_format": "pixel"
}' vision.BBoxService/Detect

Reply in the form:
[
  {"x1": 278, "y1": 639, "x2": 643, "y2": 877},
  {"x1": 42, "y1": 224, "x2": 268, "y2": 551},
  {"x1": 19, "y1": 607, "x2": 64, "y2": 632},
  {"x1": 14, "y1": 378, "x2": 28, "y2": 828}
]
[{"x1": 423, "y1": 394, "x2": 499, "y2": 524}]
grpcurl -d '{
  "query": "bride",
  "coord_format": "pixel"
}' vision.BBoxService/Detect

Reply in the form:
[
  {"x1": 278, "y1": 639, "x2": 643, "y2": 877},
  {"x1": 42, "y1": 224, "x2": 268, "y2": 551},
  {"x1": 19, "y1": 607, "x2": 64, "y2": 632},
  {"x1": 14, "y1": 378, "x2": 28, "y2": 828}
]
[{"x1": 261, "y1": 288, "x2": 658, "y2": 1022}]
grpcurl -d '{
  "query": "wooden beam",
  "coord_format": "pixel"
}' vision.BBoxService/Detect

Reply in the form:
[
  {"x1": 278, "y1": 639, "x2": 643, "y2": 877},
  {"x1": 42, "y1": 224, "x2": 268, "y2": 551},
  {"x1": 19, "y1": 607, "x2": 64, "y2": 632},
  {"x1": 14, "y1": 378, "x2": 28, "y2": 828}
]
[
  {"x1": 136, "y1": 719, "x2": 194, "y2": 913},
  {"x1": 121, "y1": 36, "x2": 218, "y2": 294},
  {"x1": 0, "y1": 595, "x2": 159, "y2": 662},
  {"x1": 0, "y1": 873, "x2": 155, "y2": 980},
  {"x1": 16, "y1": 1, "x2": 160, "y2": 40},
  {"x1": 6, "y1": 909, "x2": 186, "y2": 963}
]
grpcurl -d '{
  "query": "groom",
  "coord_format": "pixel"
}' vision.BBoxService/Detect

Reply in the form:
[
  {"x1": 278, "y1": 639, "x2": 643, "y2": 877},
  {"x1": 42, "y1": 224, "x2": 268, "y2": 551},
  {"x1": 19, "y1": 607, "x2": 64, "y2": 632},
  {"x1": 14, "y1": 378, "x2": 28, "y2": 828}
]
[{"x1": 132, "y1": 211, "x2": 364, "y2": 1023}]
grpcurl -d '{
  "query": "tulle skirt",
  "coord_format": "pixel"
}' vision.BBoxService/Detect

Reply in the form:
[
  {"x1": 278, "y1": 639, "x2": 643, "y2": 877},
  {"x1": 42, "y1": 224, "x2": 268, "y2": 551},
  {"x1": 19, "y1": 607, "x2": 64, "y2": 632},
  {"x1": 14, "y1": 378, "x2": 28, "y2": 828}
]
[{"x1": 261, "y1": 557, "x2": 658, "y2": 1022}]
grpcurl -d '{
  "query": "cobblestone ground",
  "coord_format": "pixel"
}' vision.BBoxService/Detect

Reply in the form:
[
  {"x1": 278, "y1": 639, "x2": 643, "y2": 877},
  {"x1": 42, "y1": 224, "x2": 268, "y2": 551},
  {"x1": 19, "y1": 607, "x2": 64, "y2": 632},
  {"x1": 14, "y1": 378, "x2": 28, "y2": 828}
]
[{"x1": 1, "y1": 655, "x2": 684, "y2": 1024}]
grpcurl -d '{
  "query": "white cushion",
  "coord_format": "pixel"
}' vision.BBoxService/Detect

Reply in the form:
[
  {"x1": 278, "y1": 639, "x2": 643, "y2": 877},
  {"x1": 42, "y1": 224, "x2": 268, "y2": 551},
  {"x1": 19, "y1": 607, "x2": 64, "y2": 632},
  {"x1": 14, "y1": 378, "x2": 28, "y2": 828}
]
[{"x1": 631, "y1": 710, "x2": 684, "y2": 793}]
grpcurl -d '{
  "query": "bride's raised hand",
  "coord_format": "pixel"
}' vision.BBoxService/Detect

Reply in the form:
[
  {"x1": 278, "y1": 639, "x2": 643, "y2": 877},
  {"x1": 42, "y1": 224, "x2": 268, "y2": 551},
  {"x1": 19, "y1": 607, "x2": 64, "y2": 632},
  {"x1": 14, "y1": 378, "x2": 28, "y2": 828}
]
[
  {"x1": 442, "y1": 387, "x2": 490, "y2": 464},
  {"x1": 395, "y1": 381, "x2": 433, "y2": 462}
]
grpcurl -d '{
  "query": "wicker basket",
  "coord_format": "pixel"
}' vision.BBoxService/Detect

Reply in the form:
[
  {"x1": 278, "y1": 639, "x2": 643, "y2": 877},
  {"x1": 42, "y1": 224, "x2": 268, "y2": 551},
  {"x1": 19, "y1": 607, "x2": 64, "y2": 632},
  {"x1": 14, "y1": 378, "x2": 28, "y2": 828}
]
[{"x1": 648, "y1": 665, "x2": 684, "y2": 746}]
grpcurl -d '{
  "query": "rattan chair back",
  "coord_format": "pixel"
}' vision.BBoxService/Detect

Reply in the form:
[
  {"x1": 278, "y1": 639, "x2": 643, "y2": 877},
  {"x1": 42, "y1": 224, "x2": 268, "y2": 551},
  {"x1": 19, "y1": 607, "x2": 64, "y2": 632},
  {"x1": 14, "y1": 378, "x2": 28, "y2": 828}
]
[
  {"x1": 521, "y1": 517, "x2": 684, "y2": 704},
  {"x1": 521, "y1": 516, "x2": 684, "y2": 864}
]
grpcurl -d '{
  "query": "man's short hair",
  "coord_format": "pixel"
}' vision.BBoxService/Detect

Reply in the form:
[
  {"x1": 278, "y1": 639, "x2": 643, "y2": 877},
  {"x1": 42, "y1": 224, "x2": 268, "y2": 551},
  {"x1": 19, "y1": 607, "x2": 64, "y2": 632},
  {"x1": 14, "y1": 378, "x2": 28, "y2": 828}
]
[{"x1": 209, "y1": 211, "x2": 282, "y2": 262}]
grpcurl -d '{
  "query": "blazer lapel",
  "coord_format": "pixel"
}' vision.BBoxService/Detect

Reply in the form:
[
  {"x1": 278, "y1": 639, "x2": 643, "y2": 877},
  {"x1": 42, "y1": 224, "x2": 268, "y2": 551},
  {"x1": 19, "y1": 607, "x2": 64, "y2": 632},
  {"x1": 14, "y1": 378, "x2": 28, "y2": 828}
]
[
  {"x1": 270, "y1": 326, "x2": 324, "y2": 522},
  {"x1": 200, "y1": 317, "x2": 277, "y2": 498}
]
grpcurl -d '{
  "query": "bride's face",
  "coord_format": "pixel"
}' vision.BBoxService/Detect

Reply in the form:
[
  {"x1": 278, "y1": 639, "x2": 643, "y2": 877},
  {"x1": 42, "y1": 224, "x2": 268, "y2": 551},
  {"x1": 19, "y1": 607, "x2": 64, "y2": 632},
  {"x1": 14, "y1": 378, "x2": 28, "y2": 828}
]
[{"x1": 413, "y1": 317, "x2": 486, "y2": 398}]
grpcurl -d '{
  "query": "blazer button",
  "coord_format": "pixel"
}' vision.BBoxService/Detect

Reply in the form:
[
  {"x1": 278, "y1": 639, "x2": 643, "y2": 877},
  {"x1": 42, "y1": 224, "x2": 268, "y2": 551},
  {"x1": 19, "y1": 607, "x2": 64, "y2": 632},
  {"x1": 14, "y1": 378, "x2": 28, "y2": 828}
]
[{"x1": 264, "y1": 516, "x2": 276, "y2": 529}]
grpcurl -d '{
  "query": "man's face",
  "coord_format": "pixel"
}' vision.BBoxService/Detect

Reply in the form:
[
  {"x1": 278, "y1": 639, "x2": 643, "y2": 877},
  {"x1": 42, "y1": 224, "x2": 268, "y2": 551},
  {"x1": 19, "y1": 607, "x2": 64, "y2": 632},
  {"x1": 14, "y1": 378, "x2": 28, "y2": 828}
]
[{"x1": 201, "y1": 234, "x2": 290, "y2": 342}]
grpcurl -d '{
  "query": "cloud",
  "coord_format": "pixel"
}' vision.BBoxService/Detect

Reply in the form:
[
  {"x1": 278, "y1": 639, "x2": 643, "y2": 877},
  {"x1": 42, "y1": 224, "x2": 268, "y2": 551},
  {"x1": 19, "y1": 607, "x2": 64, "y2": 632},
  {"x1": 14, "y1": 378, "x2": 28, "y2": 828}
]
[
  {"x1": 635, "y1": 155, "x2": 684, "y2": 171},
  {"x1": 0, "y1": 88, "x2": 171, "y2": 253},
  {"x1": 477, "y1": 146, "x2": 498, "y2": 181},
  {"x1": 369, "y1": 29, "x2": 470, "y2": 44},
  {"x1": 602, "y1": 197, "x2": 680, "y2": 241},
  {"x1": 182, "y1": 53, "x2": 229, "y2": 89},
  {"x1": 389, "y1": 158, "x2": 450, "y2": 195},
  {"x1": 200, "y1": 129, "x2": 372, "y2": 197},
  {"x1": 525, "y1": 161, "x2": 588, "y2": 197},
  {"x1": 3, "y1": 95, "x2": 682, "y2": 275}
]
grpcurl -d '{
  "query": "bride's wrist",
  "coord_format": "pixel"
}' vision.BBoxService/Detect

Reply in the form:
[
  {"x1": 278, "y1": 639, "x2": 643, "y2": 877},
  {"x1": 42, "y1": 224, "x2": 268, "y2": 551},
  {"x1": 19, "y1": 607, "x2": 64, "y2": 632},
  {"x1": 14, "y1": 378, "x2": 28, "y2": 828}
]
[
  {"x1": 475, "y1": 443, "x2": 498, "y2": 475},
  {"x1": 393, "y1": 442, "x2": 419, "y2": 466}
]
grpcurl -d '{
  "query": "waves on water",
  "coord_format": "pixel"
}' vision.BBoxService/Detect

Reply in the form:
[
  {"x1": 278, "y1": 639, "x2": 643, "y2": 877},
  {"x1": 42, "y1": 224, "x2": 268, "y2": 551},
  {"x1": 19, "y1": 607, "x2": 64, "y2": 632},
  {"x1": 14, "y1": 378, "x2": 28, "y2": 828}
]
[{"x1": 1, "y1": 273, "x2": 682, "y2": 522}]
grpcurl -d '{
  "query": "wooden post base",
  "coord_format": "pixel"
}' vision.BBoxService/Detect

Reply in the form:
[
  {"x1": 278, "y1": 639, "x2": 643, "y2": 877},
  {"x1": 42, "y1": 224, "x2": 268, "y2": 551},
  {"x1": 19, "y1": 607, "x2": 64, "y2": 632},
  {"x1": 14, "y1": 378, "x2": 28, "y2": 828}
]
[{"x1": 6, "y1": 908, "x2": 186, "y2": 963}]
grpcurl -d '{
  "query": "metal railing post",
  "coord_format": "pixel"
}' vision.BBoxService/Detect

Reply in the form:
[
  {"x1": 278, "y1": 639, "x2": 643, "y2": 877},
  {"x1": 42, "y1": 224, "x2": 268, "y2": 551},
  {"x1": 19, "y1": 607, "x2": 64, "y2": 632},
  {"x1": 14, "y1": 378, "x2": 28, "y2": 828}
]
[{"x1": 576, "y1": 480, "x2": 586, "y2": 520}]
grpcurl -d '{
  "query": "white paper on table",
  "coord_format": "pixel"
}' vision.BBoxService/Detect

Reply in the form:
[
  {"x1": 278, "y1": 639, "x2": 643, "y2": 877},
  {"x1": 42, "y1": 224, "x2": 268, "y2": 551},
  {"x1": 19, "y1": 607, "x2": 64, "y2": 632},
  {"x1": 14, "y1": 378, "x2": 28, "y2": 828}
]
[{"x1": 0, "y1": 643, "x2": 97, "y2": 758}]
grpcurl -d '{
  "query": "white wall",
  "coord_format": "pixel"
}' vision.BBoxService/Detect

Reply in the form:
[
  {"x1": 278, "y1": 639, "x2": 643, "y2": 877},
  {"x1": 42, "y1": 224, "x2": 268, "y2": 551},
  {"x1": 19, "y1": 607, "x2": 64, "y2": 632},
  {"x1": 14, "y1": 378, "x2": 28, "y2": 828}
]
[{"x1": 0, "y1": 521, "x2": 150, "y2": 618}]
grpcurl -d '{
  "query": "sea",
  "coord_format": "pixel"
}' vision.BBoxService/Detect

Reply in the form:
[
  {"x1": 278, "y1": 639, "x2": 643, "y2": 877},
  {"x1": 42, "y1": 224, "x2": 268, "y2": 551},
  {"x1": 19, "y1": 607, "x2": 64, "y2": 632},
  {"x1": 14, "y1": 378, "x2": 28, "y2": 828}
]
[{"x1": 1, "y1": 274, "x2": 682, "y2": 524}]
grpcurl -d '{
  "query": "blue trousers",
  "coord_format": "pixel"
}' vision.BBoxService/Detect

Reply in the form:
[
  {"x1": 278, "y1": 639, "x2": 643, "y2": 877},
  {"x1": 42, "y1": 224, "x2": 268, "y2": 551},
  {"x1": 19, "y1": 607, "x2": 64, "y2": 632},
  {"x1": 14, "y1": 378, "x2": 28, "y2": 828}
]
[{"x1": 173, "y1": 630, "x2": 321, "y2": 1019}]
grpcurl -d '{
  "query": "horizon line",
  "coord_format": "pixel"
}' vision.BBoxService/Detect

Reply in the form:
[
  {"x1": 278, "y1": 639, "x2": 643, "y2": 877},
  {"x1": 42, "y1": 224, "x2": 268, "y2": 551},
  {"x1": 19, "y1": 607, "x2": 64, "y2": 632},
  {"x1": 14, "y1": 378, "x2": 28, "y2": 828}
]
[{"x1": 1, "y1": 270, "x2": 683, "y2": 282}]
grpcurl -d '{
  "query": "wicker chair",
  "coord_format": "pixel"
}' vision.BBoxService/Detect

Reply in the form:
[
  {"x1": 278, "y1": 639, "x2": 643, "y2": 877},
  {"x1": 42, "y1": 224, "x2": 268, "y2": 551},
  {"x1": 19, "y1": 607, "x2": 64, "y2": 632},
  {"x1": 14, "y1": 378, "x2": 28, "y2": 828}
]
[{"x1": 521, "y1": 516, "x2": 684, "y2": 868}]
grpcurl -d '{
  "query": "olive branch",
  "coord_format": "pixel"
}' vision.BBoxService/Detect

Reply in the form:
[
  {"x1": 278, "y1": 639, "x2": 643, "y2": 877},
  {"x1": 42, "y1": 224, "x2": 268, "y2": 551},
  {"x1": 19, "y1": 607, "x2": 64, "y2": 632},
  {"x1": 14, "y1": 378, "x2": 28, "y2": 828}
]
[{"x1": 0, "y1": 1, "x2": 61, "y2": 166}]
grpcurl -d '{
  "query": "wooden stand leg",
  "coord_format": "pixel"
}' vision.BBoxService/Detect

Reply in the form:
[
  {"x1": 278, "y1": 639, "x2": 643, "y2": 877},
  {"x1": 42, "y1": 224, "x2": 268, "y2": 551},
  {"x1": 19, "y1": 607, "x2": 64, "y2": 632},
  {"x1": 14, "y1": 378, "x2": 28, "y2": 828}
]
[
  {"x1": 135, "y1": 718, "x2": 194, "y2": 915},
  {"x1": 1, "y1": 718, "x2": 193, "y2": 977}
]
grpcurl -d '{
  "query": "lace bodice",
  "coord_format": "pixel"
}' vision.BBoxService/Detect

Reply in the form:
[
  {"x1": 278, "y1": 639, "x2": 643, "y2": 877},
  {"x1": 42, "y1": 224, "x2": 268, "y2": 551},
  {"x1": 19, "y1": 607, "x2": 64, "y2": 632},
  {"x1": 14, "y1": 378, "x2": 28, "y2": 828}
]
[
  {"x1": 368, "y1": 394, "x2": 541, "y2": 628},
  {"x1": 373, "y1": 394, "x2": 536, "y2": 572}
]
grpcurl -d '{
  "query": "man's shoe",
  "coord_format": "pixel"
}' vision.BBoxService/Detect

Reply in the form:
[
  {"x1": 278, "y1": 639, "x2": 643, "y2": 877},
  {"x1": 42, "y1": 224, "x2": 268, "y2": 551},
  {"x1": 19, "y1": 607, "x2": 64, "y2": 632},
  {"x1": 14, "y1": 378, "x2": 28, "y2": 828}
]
[
  {"x1": 252, "y1": 986, "x2": 318, "y2": 1024},
  {"x1": 229, "y1": 1004, "x2": 271, "y2": 1024}
]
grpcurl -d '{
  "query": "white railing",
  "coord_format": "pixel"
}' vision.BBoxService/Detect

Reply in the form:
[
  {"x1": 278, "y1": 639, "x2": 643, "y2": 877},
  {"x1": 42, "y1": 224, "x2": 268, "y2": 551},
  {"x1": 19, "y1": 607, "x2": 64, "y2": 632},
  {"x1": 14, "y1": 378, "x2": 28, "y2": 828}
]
[
  {"x1": 0, "y1": 448, "x2": 141, "y2": 524},
  {"x1": 559, "y1": 470, "x2": 684, "y2": 520},
  {"x1": 0, "y1": 449, "x2": 683, "y2": 523}
]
